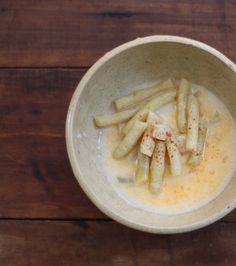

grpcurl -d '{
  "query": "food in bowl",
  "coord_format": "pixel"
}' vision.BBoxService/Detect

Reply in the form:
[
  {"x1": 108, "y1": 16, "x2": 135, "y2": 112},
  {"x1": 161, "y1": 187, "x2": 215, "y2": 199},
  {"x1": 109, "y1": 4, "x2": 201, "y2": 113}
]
[
  {"x1": 94, "y1": 78, "x2": 236, "y2": 215},
  {"x1": 66, "y1": 36, "x2": 236, "y2": 233}
]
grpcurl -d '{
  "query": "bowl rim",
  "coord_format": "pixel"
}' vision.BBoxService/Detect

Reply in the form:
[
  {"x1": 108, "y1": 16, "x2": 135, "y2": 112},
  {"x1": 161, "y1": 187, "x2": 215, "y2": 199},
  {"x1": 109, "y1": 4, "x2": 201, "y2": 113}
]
[{"x1": 66, "y1": 35, "x2": 236, "y2": 234}]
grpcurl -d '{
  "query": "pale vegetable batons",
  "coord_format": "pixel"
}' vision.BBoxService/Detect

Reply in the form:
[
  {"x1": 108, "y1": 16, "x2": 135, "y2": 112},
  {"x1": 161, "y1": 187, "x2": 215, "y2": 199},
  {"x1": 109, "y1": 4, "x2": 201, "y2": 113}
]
[
  {"x1": 186, "y1": 94, "x2": 199, "y2": 152},
  {"x1": 113, "y1": 121, "x2": 147, "y2": 159},
  {"x1": 136, "y1": 151, "x2": 150, "y2": 185},
  {"x1": 177, "y1": 78, "x2": 189, "y2": 133},
  {"x1": 150, "y1": 124, "x2": 171, "y2": 141},
  {"x1": 140, "y1": 112, "x2": 162, "y2": 157},
  {"x1": 150, "y1": 141, "x2": 166, "y2": 193},
  {"x1": 122, "y1": 89, "x2": 177, "y2": 134},
  {"x1": 166, "y1": 134, "x2": 182, "y2": 176},
  {"x1": 94, "y1": 77, "x2": 213, "y2": 196},
  {"x1": 188, "y1": 118, "x2": 208, "y2": 166},
  {"x1": 115, "y1": 79, "x2": 175, "y2": 111},
  {"x1": 94, "y1": 108, "x2": 138, "y2": 127}
]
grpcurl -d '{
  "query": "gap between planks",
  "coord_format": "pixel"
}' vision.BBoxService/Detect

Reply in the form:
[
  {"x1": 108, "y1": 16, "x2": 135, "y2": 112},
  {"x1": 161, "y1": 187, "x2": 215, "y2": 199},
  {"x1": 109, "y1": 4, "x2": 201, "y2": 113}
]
[
  {"x1": 0, "y1": 66, "x2": 90, "y2": 70},
  {"x1": 0, "y1": 217, "x2": 234, "y2": 225}
]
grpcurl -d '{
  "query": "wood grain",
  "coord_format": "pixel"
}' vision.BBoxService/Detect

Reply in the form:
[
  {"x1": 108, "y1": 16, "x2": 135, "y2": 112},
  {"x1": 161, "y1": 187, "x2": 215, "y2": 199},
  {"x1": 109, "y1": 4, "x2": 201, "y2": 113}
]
[
  {"x1": 0, "y1": 68, "x2": 103, "y2": 218},
  {"x1": 0, "y1": 220, "x2": 234, "y2": 266},
  {"x1": 0, "y1": 0, "x2": 235, "y2": 67},
  {"x1": 0, "y1": 68, "x2": 234, "y2": 221}
]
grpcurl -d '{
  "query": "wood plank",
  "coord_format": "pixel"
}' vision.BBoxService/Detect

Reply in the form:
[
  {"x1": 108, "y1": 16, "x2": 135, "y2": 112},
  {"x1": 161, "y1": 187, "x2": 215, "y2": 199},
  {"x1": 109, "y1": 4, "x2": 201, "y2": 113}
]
[
  {"x1": 0, "y1": 68, "x2": 103, "y2": 218},
  {"x1": 0, "y1": 68, "x2": 235, "y2": 221},
  {"x1": 0, "y1": 0, "x2": 235, "y2": 67},
  {"x1": 0, "y1": 220, "x2": 235, "y2": 266},
  {"x1": 225, "y1": 0, "x2": 236, "y2": 61}
]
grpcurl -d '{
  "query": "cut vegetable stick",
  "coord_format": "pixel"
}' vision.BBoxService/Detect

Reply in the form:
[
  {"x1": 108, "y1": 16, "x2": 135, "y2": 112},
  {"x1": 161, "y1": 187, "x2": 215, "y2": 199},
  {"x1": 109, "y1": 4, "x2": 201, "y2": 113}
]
[
  {"x1": 175, "y1": 134, "x2": 187, "y2": 154},
  {"x1": 122, "y1": 89, "x2": 177, "y2": 134},
  {"x1": 146, "y1": 111, "x2": 163, "y2": 124},
  {"x1": 113, "y1": 121, "x2": 147, "y2": 159},
  {"x1": 150, "y1": 141, "x2": 166, "y2": 193},
  {"x1": 115, "y1": 79, "x2": 174, "y2": 111},
  {"x1": 117, "y1": 123, "x2": 124, "y2": 136},
  {"x1": 135, "y1": 151, "x2": 150, "y2": 185},
  {"x1": 151, "y1": 124, "x2": 171, "y2": 141},
  {"x1": 94, "y1": 108, "x2": 138, "y2": 127},
  {"x1": 140, "y1": 112, "x2": 162, "y2": 157},
  {"x1": 188, "y1": 118, "x2": 208, "y2": 166},
  {"x1": 186, "y1": 94, "x2": 199, "y2": 152},
  {"x1": 140, "y1": 131, "x2": 156, "y2": 157},
  {"x1": 166, "y1": 134, "x2": 182, "y2": 176},
  {"x1": 177, "y1": 78, "x2": 189, "y2": 133}
]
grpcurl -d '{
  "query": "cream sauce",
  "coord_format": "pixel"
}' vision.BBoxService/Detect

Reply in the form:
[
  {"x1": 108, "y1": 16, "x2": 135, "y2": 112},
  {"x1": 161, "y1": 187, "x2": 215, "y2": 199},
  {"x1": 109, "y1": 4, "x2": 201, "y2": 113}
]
[{"x1": 100, "y1": 85, "x2": 236, "y2": 215}]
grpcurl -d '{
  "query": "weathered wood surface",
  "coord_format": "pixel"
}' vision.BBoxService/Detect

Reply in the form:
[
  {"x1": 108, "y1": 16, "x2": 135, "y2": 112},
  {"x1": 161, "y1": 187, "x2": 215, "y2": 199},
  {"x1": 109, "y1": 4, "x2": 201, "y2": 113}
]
[
  {"x1": 0, "y1": 220, "x2": 235, "y2": 266},
  {"x1": 0, "y1": 69, "x2": 103, "y2": 218},
  {"x1": 0, "y1": 0, "x2": 235, "y2": 67}
]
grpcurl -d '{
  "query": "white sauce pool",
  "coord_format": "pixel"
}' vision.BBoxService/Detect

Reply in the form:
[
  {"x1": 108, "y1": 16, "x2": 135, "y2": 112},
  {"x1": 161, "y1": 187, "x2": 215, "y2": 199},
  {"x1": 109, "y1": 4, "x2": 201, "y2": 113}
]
[{"x1": 100, "y1": 85, "x2": 236, "y2": 215}]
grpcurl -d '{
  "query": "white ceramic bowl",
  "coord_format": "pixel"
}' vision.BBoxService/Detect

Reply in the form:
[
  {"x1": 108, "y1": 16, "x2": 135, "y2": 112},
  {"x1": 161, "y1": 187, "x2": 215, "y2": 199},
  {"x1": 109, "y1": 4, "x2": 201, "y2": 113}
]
[{"x1": 66, "y1": 36, "x2": 236, "y2": 233}]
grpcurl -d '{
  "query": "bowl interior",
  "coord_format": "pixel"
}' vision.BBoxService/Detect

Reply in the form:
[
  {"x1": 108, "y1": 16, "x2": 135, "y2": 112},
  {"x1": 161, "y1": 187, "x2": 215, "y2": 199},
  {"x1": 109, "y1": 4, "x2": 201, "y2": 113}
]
[{"x1": 68, "y1": 39, "x2": 236, "y2": 233}]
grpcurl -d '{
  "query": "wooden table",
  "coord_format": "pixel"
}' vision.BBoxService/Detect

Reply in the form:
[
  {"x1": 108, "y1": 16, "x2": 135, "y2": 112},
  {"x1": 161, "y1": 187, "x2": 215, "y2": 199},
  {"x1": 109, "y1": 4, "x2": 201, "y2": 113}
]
[{"x1": 0, "y1": 1, "x2": 236, "y2": 265}]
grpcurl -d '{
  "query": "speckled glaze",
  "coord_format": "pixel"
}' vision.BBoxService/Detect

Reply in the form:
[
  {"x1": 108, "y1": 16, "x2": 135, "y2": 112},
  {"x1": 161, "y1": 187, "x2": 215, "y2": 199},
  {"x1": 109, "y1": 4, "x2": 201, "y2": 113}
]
[{"x1": 66, "y1": 36, "x2": 236, "y2": 234}]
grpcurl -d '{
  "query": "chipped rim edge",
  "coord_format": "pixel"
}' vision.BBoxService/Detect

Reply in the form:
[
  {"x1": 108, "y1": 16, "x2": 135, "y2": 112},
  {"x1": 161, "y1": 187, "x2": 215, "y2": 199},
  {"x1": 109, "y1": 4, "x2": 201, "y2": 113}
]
[{"x1": 66, "y1": 35, "x2": 236, "y2": 234}]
